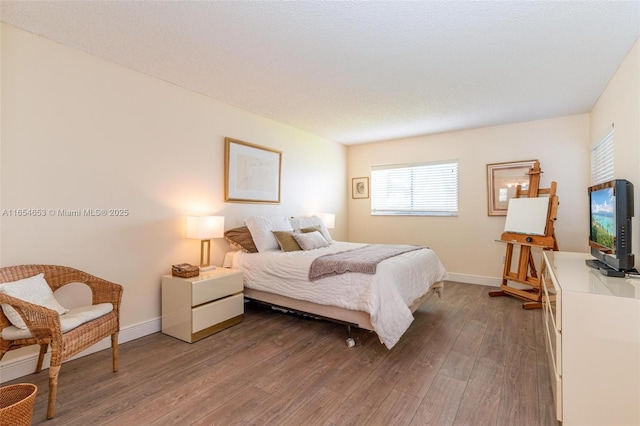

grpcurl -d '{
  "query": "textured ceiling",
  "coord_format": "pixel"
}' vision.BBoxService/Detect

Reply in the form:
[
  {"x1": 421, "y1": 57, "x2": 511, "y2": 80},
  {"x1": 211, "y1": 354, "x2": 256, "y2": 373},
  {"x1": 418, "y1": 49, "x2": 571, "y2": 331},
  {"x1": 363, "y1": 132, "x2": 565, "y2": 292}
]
[{"x1": 1, "y1": 1, "x2": 639, "y2": 145}]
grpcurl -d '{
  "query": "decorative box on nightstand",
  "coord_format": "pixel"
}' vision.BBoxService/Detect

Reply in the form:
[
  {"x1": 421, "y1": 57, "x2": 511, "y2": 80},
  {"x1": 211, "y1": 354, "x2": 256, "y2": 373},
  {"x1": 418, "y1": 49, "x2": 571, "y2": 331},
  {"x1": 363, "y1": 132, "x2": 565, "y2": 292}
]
[{"x1": 161, "y1": 267, "x2": 243, "y2": 343}]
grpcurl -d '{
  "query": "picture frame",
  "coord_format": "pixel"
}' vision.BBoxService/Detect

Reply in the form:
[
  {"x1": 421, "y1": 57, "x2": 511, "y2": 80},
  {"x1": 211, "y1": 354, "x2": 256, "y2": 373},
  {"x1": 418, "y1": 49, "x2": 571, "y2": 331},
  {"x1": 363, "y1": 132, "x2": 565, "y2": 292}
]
[
  {"x1": 486, "y1": 159, "x2": 537, "y2": 216},
  {"x1": 352, "y1": 177, "x2": 369, "y2": 199},
  {"x1": 225, "y1": 137, "x2": 282, "y2": 204}
]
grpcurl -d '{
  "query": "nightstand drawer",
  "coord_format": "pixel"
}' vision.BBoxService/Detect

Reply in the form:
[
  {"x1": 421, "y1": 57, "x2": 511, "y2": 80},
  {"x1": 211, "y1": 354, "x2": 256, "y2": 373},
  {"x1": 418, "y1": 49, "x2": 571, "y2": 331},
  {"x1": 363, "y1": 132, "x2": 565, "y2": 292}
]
[
  {"x1": 192, "y1": 270, "x2": 242, "y2": 306},
  {"x1": 192, "y1": 293, "x2": 243, "y2": 333}
]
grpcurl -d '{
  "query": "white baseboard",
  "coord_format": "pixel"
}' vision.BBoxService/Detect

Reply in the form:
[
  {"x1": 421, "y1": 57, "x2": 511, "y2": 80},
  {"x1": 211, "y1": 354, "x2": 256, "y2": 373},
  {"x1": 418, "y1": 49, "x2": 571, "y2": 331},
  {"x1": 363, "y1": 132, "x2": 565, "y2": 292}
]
[
  {"x1": 0, "y1": 317, "x2": 161, "y2": 383},
  {"x1": 446, "y1": 273, "x2": 501, "y2": 287}
]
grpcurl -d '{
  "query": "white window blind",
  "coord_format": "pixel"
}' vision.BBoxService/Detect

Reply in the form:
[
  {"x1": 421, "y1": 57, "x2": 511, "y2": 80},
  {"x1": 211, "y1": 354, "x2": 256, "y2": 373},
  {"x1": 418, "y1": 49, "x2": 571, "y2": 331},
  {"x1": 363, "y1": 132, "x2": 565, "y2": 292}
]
[
  {"x1": 591, "y1": 128, "x2": 614, "y2": 185},
  {"x1": 371, "y1": 160, "x2": 458, "y2": 216}
]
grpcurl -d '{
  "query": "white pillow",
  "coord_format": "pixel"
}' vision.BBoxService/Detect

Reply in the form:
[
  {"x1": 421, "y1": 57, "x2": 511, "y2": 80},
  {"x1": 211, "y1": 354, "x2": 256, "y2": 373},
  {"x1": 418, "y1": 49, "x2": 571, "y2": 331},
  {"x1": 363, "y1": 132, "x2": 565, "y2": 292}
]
[
  {"x1": 0, "y1": 273, "x2": 69, "y2": 329},
  {"x1": 293, "y1": 231, "x2": 330, "y2": 250},
  {"x1": 245, "y1": 216, "x2": 293, "y2": 252},
  {"x1": 290, "y1": 215, "x2": 333, "y2": 243}
]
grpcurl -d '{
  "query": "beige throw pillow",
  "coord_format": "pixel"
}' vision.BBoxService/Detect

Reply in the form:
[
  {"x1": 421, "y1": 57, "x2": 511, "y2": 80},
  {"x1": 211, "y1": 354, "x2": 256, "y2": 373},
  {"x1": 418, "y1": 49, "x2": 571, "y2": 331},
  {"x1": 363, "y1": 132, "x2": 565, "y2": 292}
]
[{"x1": 272, "y1": 231, "x2": 303, "y2": 252}]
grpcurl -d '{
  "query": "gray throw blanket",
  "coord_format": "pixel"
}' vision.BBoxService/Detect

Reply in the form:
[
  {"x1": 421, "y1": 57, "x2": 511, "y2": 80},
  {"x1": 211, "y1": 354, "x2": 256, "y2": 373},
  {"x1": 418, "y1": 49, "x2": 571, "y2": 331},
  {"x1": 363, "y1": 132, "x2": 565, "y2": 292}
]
[{"x1": 309, "y1": 244, "x2": 425, "y2": 281}]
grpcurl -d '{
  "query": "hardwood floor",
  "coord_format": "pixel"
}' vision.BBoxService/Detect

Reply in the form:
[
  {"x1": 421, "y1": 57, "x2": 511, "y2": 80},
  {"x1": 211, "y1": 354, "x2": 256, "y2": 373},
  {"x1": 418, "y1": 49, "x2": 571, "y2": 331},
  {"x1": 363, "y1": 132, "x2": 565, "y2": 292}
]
[{"x1": 5, "y1": 281, "x2": 558, "y2": 425}]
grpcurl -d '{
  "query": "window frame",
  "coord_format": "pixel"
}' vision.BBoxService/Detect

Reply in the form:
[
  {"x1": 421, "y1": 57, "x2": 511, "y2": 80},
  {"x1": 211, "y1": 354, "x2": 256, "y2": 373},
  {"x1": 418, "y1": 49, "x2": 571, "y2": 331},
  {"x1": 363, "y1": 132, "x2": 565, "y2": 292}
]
[{"x1": 370, "y1": 159, "x2": 459, "y2": 217}]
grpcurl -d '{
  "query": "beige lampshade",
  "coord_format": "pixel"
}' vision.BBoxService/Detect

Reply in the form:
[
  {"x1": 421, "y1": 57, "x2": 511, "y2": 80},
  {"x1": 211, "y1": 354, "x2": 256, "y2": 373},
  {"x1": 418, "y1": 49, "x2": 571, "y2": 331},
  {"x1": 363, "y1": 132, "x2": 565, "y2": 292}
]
[
  {"x1": 317, "y1": 213, "x2": 335, "y2": 229},
  {"x1": 186, "y1": 216, "x2": 225, "y2": 268},
  {"x1": 186, "y1": 216, "x2": 225, "y2": 240}
]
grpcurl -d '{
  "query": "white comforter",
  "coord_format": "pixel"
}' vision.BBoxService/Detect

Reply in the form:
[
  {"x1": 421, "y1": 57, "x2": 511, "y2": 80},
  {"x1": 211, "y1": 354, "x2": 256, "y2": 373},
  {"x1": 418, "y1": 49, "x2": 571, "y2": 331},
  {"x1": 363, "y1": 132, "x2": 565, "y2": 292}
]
[{"x1": 225, "y1": 242, "x2": 449, "y2": 349}]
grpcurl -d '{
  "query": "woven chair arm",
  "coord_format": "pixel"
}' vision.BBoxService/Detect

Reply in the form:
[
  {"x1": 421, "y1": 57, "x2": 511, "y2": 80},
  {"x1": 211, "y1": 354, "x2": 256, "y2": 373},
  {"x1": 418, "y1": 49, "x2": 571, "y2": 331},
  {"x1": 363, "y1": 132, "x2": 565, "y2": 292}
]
[
  {"x1": 0, "y1": 265, "x2": 123, "y2": 319},
  {"x1": 74, "y1": 275, "x2": 123, "y2": 311},
  {"x1": 0, "y1": 293, "x2": 63, "y2": 343},
  {"x1": 50, "y1": 269, "x2": 123, "y2": 312}
]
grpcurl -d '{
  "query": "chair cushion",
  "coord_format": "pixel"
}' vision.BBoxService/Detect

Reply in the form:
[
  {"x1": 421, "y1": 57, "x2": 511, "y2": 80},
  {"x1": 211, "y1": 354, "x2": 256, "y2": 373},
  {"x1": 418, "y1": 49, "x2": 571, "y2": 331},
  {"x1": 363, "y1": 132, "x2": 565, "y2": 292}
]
[
  {"x1": 0, "y1": 273, "x2": 69, "y2": 329},
  {"x1": 1, "y1": 303, "x2": 113, "y2": 340}
]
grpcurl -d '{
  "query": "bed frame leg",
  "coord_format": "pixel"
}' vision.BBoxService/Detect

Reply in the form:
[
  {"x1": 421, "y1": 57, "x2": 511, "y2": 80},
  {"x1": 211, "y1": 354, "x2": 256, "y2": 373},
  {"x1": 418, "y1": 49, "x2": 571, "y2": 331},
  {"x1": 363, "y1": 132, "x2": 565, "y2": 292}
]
[
  {"x1": 346, "y1": 325, "x2": 356, "y2": 348},
  {"x1": 435, "y1": 286, "x2": 443, "y2": 298}
]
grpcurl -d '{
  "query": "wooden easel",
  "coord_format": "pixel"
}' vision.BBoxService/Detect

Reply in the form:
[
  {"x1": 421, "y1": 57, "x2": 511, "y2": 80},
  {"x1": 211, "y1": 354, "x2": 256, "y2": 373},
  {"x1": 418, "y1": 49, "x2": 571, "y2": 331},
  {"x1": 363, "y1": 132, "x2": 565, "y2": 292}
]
[{"x1": 489, "y1": 161, "x2": 559, "y2": 309}]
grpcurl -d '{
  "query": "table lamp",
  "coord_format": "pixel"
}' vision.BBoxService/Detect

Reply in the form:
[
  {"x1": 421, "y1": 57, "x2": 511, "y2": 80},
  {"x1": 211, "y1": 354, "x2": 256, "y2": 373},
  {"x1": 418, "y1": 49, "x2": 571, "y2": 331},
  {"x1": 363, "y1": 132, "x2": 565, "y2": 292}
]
[
  {"x1": 187, "y1": 215, "x2": 224, "y2": 269},
  {"x1": 318, "y1": 213, "x2": 335, "y2": 229}
]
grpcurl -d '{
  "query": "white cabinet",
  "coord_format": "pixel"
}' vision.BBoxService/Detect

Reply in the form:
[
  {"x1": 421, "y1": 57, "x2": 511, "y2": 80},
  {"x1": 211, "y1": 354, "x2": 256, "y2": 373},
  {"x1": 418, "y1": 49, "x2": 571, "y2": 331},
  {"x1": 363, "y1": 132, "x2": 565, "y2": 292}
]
[
  {"x1": 541, "y1": 251, "x2": 640, "y2": 425},
  {"x1": 161, "y1": 268, "x2": 243, "y2": 343}
]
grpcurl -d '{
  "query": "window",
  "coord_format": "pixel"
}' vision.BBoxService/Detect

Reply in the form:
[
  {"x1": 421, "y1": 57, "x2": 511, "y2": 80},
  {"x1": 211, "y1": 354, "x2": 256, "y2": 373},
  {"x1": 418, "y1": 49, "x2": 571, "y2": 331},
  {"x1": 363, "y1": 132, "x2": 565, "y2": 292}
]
[
  {"x1": 371, "y1": 160, "x2": 458, "y2": 216},
  {"x1": 591, "y1": 128, "x2": 614, "y2": 185}
]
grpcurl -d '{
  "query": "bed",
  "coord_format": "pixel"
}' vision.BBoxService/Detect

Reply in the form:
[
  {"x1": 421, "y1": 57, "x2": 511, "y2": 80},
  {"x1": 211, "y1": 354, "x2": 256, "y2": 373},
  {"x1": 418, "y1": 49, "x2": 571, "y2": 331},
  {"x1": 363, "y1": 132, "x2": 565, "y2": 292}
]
[{"x1": 223, "y1": 216, "x2": 449, "y2": 349}]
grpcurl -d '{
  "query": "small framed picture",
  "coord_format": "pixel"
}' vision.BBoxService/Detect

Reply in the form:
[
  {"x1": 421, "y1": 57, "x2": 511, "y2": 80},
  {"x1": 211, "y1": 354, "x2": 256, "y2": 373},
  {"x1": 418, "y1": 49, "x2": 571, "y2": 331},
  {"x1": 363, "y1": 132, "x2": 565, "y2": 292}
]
[{"x1": 352, "y1": 177, "x2": 369, "y2": 199}]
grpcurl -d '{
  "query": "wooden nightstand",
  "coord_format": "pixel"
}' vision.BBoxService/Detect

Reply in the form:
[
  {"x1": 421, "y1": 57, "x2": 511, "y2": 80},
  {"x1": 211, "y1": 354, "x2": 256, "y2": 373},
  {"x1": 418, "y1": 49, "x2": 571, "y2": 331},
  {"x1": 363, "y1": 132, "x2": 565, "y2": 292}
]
[{"x1": 161, "y1": 267, "x2": 243, "y2": 343}]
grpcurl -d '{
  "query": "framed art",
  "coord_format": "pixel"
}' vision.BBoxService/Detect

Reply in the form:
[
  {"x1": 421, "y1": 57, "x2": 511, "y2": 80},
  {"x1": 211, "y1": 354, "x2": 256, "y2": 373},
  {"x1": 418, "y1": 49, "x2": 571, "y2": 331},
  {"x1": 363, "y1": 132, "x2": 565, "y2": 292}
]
[
  {"x1": 486, "y1": 159, "x2": 537, "y2": 216},
  {"x1": 352, "y1": 177, "x2": 369, "y2": 199},
  {"x1": 225, "y1": 137, "x2": 282, "y2": 204}
]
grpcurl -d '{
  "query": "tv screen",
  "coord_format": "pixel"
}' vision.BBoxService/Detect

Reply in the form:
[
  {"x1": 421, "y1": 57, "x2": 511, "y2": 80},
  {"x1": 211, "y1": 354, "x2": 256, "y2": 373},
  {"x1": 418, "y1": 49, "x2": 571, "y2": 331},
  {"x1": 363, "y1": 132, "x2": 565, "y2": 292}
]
[
  {"x1": 590, "y1": 186, "x2": 616, "y2": 253},
  {"x1": 587, "y1": 179, "x2": 635, "y2": 273}
]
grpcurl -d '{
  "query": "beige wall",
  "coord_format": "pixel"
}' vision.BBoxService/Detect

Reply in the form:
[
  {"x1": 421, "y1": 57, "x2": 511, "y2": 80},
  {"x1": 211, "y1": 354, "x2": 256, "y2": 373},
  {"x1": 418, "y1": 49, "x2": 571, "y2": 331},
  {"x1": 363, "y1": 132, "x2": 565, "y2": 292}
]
[
  {"x1": 0, "y1": 24, "x2": 347, "y2": 365},
  {"x1": 346, "y1": 38, "x2": 640, "y2": 281},
  {"x1": 347, "y1": 114, "x2": 591, "y2": 283},
  {"x1": 590, "y1": 37, "x2": 640, "y2": 269}
]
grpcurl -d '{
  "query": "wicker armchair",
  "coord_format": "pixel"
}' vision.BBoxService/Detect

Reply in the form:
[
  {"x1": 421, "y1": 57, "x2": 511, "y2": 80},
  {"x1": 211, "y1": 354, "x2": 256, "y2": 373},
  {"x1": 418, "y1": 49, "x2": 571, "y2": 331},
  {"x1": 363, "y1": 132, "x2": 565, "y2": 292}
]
[{"x1": 0, "y1": 265, "x2": 123, "y2": 419}]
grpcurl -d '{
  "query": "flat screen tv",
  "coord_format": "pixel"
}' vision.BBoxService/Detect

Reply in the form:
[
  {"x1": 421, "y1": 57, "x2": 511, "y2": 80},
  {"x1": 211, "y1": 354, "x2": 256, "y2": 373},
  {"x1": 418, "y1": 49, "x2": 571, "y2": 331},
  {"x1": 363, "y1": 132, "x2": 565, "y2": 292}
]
[{"x1": 587, "y1": 179, "x2": 635, "y2": 273}]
